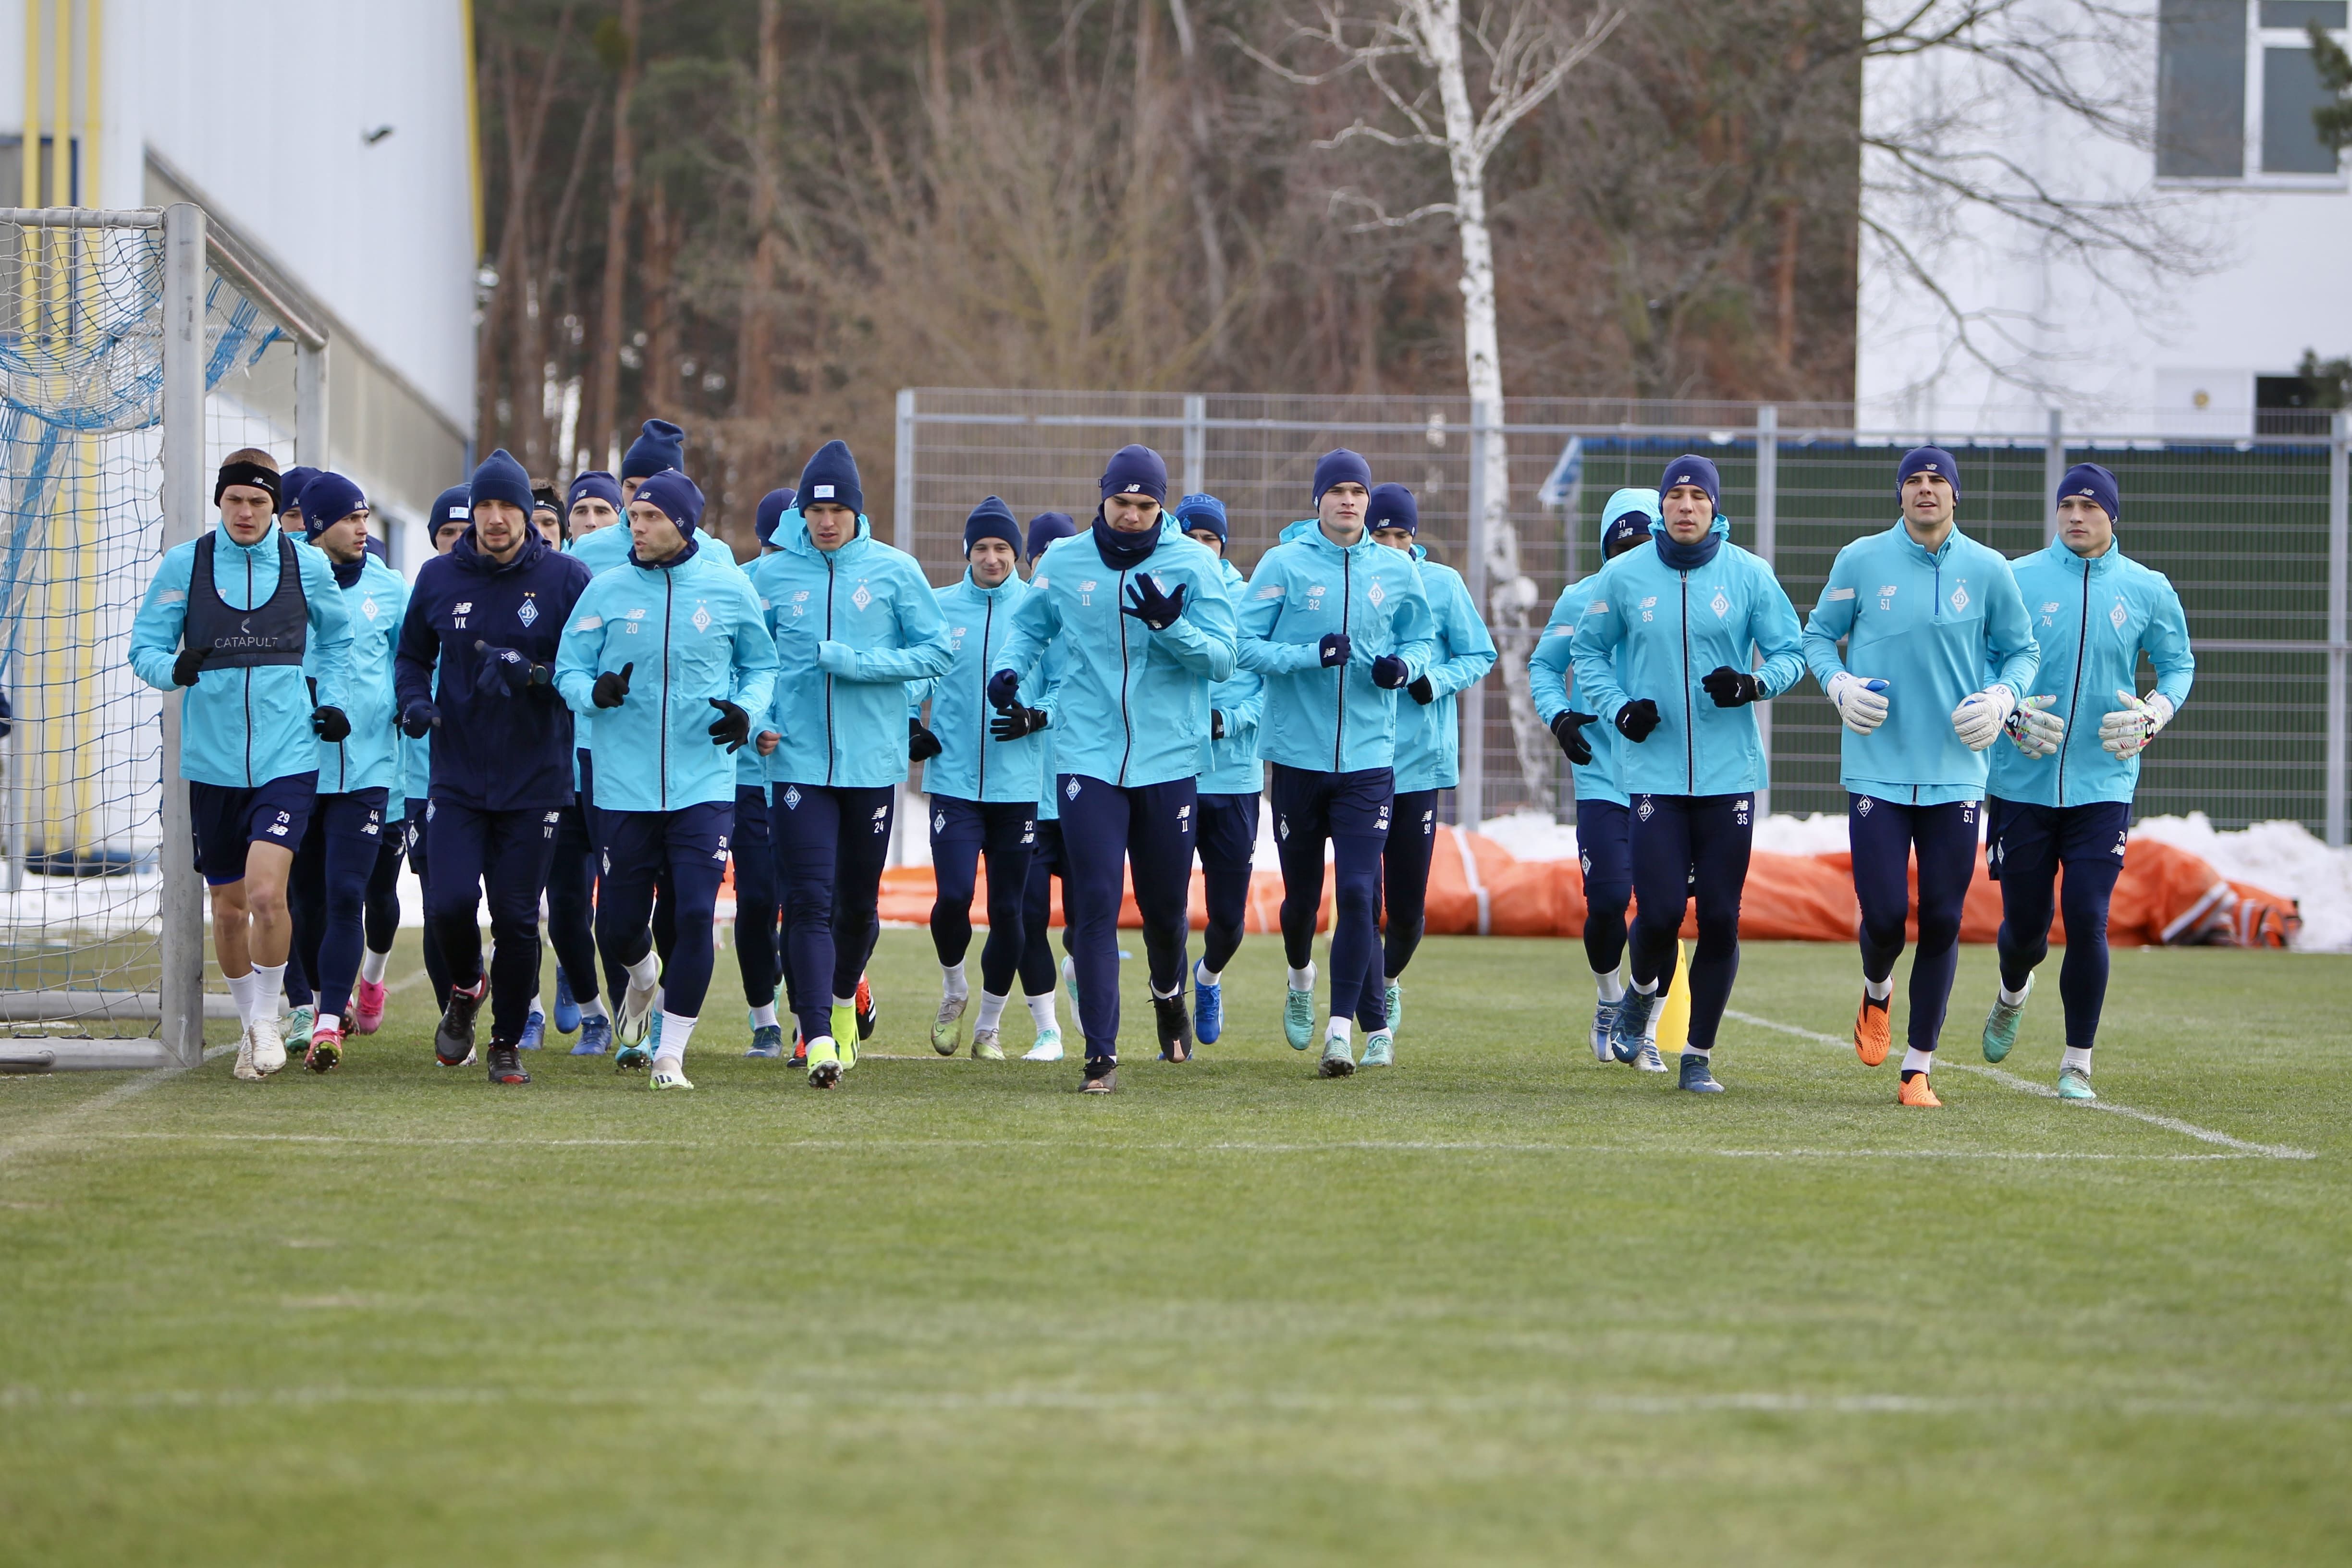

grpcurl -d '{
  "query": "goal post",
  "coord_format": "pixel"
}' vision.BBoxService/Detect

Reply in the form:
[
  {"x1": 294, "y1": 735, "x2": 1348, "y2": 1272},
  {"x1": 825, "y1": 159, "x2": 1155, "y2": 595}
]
[{"x1": 0, "y1": 201, "x2": 299, "y2": 1071}]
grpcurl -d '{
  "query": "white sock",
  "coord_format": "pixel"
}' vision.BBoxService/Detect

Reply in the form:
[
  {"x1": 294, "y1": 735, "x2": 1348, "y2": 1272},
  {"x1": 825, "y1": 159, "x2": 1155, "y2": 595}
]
[
  {"x1": 1631, "y1": 975, "x2": 1659, "y2": 997},
  {"x1": 1998, "y1": 980, "x2": 2029, "y2": 1006},
  {"x1": 359, "y1": 948, "x2": 391, "y2": 985},
  {"x1": 1026, "y1": 991, "x2": 1058, "y2": 1032},
  {"x1": 1151, "y1": 980, "x2": 1180, "y2": 1001},
  {"x1": 654, "y1": 1010, "x2": 696, "y2": 1066},
  {"x1": 625, "y1": 951, "x2": 659, "y2": 991},
  {"x1": 833, "y1": 993, "x2": 856, "y2": 1009},
  {"x1": 1685, "y1": 1044, "x2": 1711, "y2": 1061},
  {"x1": 227, "y1": 968, "x2": 258, "y2": 1026},
  {"x1": 252, "y1": 963, "x2": 287, "y2": 1020},
  {"x1": 1195, "y1": 958, "x2": 1220, "y2": 987},
  {"x1": 316, "y1": 1013, "x2": 341, "y2": 1034},
  {"x1": 531, "y1": 993, "x2": 545, "y2": 1017},
  {"x1": 2061, "y1": 1045, "x2": 2093, "y2": 1075},
  {"x1": 1324, "y1": 1016, "x2": 1351, "y2": 1046},
  {"x1": 1902, "y1": 1046, "x2": 1934, "y2": 1076},
  {"x1": 1864, "y1": 974, "x2": 1893, "y2": 1003},
  {"x1": 750, "y1": 1001, "x2": 779, "y2": 1029},
  {"x1": 941, "y1": 961, "x2": 968, "y2": 1002},
  {"x1": 1287, "y1": 963, "x2": 1316, "y2": 992},
  {"x1": 976, "y1": 990, "x2": 1009, "y2": 1030},
  {"x1": 1593, "y1": 967, "x2": 1626, "y2": 1004},
  {"x1": 579, "y1": 995, "x2": 608, "y2": 1020}
]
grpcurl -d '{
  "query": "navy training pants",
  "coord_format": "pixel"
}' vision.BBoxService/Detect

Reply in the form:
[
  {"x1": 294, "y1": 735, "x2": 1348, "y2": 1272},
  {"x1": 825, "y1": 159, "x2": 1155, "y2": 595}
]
[
  {"x1": 771, "y1": 782, "x2": 896, "y2": 1047},
  {"x1": 1059, "y1": 773, "x2": 1197, "y2": 1065},
  {"x1": 596, "y1": 801, "x2": 733, "y2": 1019},
  {"x1": 1018, "y1": 819, "x2": 1069, "y2": 998},
  {"x1": 1627, "y1": 791, "x2": 1753, "y2": 1052},
  {"x1": 732, "y1": 783, "x2": 783, "y2": 1010},
  {"x1": 1578, "y1": 798, "x2": 1633, "y2": 977},
  {"x1": 424, "y1": 798, "x2": 564, "y2": 1042},
  {"x1": 1381, "y1": 787, "x2": 1441, "y2": 982},
  {"x1": 288, "y1": 787, "x2": 390, "y2": 1020},
  {"x1": 1271, "y1": 763, "x2": 1393, "y2": 1031},
  {"x1": 929, "y1": 796, "x2": 1036, "y2": 997},
  {"x1": 404, "y1": 804, "x2": 451, "y2": 1009},
  {"x1": 1850, "y1": 793, "x2": 1981, "y2": 1054},
  {"x1": 1989, "y1": 796, "x2": 2129, "y2": 1052},
  {"x1": 1196, "y1": 790, "x2": 1260, "y2": 977}
]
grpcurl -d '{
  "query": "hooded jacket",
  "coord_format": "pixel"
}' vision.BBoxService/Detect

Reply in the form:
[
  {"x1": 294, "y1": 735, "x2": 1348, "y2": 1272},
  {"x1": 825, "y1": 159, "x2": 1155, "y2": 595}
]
[
  {"x1": 993, "y1": 519, "x2": 1238, "y2": 790},
  {"x1": 1391, "y1": 546, "x2": 1496, "y2": 794},
  {"x1": 746, "y1": 513, "x2": 951, "y2": 790},
  {"x1": 1200, "y1": 556, "x2": 1267, "y2": 796},
  {"x1": 130, "y1": 518, "x2": 354, "y2": 788},
  {"x1": 309, "y1": 547, "x2": 409, "y2": 796},
  {"x1": 913, "y1": 567, "x2": 1047, "y2": 804},
  {"x1": 1530, "y1": 490, "x2": 1659, "y2": 806},
  {"x1": 394, "y1": 526, "x2": 592, "y2": 811},
  {"x1": 1802, "y1": 520, "x2": 2040, "y2": 804},
  {"x1": 555, "y1": 535, "x2": 776, "y2": 812},
  {"x1": 1236, "y1": 518, "x2": 1437, "y2": 776},
  {"x1": 1987, "y1": 538, "x2": 2193, "y2": 808},
  {"x1": 1568, "y1": 514, "x2": 1806, "y2": 798}
]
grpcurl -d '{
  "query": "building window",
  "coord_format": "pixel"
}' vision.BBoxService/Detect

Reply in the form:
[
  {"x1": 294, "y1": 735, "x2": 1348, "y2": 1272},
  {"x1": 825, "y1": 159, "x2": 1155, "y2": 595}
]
[
  {"x1": 2255, "y1": 372, "x2": 2336, "y2": 434},
  {"x1": 2159, "y1": 0, "x2": 2349, "y2": 180}
]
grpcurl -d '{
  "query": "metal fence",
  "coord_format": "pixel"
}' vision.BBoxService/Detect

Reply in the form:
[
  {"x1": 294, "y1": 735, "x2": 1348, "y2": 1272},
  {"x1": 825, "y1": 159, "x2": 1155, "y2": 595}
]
[{"x1": 893, "y1": 389, "x2": 2351, "y2": 845}]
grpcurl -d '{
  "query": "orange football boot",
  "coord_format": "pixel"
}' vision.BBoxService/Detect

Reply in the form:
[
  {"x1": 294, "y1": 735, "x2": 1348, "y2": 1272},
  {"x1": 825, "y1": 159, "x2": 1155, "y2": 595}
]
[
  {"x1": 1854, "y1": 991, "x2": 1893, "y2": 1067},
  {"x1": 1897, "y1": 1073, "x2": 1942, "y2": 1108}
]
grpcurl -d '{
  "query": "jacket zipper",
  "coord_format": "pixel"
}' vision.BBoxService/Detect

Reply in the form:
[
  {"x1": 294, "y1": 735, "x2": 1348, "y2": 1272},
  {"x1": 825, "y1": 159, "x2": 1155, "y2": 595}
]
[
  {"x1": 243, "y1": 549, "x2": 255, "y2": 787},
  {"x1": 1679, "y1": 571, "x2": 1694, "y2": 793},
  {"x1": 1334, "y1": 550, "x2": 1352, "y2": 772},
  {"x1": 823, "y1": 555, "x2": 837, "y2": 786},
  {"x1": 659, "y1": 568, "x2": 674, "y2": 810},
  {"x1": 1115, "y1": 568, "x2": 1134, "y2": 786},
  {"x1": 977, "y1": 594, "x2": 994, "y2": 798},
  {"x1": 2058, "y1": 552, "x2": 2091, "y2": 808}
]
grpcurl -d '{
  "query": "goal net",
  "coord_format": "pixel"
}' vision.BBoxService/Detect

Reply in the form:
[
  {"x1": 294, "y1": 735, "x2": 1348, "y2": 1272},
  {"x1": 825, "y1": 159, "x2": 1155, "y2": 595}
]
[{"x1": 0, "y1": 206, "x2": 298, "y2": 1068}]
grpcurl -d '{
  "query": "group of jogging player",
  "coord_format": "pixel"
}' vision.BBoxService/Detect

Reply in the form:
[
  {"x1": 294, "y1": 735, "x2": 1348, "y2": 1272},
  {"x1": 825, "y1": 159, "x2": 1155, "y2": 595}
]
[{"x1": 133, "y1": 426, "x2": 2189, "y2": 1104}]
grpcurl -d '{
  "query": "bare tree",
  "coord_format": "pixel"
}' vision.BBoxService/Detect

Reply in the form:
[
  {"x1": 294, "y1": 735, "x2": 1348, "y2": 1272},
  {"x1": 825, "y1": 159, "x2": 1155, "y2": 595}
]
[{"x1": 1242, "y1": 0, "x2": 1626, "y2": 808}]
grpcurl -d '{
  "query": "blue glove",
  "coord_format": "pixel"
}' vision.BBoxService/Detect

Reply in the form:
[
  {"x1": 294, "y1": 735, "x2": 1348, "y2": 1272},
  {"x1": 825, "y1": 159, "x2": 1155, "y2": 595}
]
[
  {"x1": 475, "y1": 640, "x2": 551, "y2": 698},
  {"x1": 1371, "y1": 654, "x2": 1409, "y2": 690},
  {"x1": 1318, "y1": 632, "x2": 1352, "y2": 668},
  {"x1": 399, "y1": 700, "x2": 440, "y2": 739},
  {"x1": 1121, "y1": 576, "x2": 1187, "y2": 632},
  {"x1": 987, "y1": 669, "x2": 1021, "y2": 711}
]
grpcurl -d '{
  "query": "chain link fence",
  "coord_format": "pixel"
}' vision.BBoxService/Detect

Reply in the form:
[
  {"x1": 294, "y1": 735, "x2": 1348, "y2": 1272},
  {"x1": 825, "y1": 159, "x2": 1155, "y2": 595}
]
[{"x1": 894, "y1": 389, "x2": 2351, "y2": 844}]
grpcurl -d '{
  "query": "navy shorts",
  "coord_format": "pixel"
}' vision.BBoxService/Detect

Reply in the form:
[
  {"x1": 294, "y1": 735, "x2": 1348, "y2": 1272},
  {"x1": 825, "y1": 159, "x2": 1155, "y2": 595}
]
[
  {"x1": 1986, "y1": 796, "x2": 2132, "y2": 882},
  {"x1": 190, "y1": 772, "x2": 319, "y2": 886}
]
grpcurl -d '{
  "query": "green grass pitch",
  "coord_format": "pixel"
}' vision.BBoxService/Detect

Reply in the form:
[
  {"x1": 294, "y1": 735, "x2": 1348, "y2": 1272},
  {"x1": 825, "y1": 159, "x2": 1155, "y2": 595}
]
[{"x1": 2, "y1": 930, "x2": 2346, "y2": 1565}]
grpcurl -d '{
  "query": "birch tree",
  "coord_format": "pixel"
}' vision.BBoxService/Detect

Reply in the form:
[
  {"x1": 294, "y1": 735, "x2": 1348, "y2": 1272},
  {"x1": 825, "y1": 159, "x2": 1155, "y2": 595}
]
[{"x1": 1244, "y1": 1, "x2": 1625, "y2": 809}]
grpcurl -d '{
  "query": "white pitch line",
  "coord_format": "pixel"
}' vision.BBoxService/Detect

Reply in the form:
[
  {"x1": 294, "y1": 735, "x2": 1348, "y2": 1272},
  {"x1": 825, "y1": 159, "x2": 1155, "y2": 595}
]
[{"x1": 1723, "y1": 1009, "x2": 2316, "y2": 1162}]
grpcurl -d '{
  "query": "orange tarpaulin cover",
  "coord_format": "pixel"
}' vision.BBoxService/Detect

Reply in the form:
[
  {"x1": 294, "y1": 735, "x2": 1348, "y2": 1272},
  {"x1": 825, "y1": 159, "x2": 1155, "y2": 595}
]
[{"x1": 853, "y1": 827, "x2": 2297, "y2": 948}]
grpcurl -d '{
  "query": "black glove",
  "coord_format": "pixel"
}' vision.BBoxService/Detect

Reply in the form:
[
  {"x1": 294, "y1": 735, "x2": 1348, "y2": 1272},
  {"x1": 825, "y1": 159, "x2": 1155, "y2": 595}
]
[
  {"x1": 172, "y1": 646, "x2": 211, "y2": 687},
  {"x1": 986, "y1": 669, "x2": 1021, "y2": 711},
  {"x1": 591, "y1": 662, "x2": 634, "y2": 710},
  {"x1": 1616, "y1": 699, "x2": 1661, "y2": 743},
  {"x1": 1211, "y1": 709, "x2": 1227, "y2": 741},
  {"x1": 1550, "y1": 710, "x2": 1596, "y2": 767},
  {"x1": 1318, "y1": 632, "x2": 1352, "y2": 668},
  {"x1": 1407, "y1": 674, "x2": 1435, "y2": 705},
  {"x1": 909, "y1": 718, "x2": 943, "y2": 762},
  {"x1": 1702, "y1": 666, "x2": 1764, "y2": 708},
  {"x1": 991, "y1": 705, "x2": 1049, "y2": 742},
  {"x1": 1121, "y1": 576, "x2": 1188, "y2": 632},
  {"x1": 1371, "y1": 654, "x2": 1409, "y2": 690},
  {"x1": 399, "y1": 700, "x2": 440, "y2": 739},
  {"x1": 475, "y1": 640, "x2": 551, "y2": 698},
  {"x1": 310, "y1": 705, "x2": 352, "y2": 743},
  {"x1": 707, "y1": 698, "x2": 750, "y2": 752}
]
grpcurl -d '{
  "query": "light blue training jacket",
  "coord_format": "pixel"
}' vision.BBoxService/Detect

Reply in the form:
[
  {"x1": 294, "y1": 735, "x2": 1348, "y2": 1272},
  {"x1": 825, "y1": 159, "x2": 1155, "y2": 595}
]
[
  {"x1": 994, "y1": 520, "x2": 1237, "y2": 790},
  {"x1": 747, "y1": 513, "x2": 951, "y2": 791},
  {"x1": 1031, "y1": 634, "x2": 1073, "y2": 821},
  {"x1": 1987, "y1": 537, "x2": 2194, "y2": 808},
  {"x1": 130, "y1": 518, "x2": 353, "y2": 787},
  {"x1": 1200, "y1": 556, "x2": 1267, "y2": 797},
  {"x1": 1568, "y1": 516, "x2": 1805, "y2": 798},
  {"x1": 309, "y1": 549, "x2": 409, "y2": 796},
  {"x1": 1391, "y1": 545, "x2": 1495, "y2": 794},
  {"x1": 913, "y1": 568, "x2": 1047, "y2": 804},
  {"x1": 554, "y1": 536, "x2": 777, "y2": 813},
  {"x1": 1236, "y1": 518, "x2": 1436, "y2": 776},
  {"x1": 1802, "y1": 520, "x2": 2040, "y2": 805},
  {"x1": 1530, "y1": 491, "x2": 1659, "y2": 807}
]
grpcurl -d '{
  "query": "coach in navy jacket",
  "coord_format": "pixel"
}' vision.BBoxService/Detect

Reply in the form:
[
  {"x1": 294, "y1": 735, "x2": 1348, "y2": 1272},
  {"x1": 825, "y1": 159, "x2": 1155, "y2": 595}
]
[{"x1": 393, "y1": 449, "x2": 594, "y2": 1081}]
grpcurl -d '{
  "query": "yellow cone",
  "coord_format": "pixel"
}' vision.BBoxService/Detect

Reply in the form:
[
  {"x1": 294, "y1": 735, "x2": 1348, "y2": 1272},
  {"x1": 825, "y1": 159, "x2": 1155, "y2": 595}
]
[{"x1": 1654, "y1": 939, "x2": 1692, "y2": 1055}]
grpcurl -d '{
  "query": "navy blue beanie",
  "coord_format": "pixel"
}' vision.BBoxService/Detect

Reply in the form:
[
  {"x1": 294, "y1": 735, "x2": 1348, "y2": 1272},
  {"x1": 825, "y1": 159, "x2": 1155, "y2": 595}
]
[
  {"x1": 1027, "y1": 511, "x2": 1078, "y2": 560},
  {"x1": 468, "y1": 447, "x2": 534, "y2": 514},
  {"x1": 1366, "y1": 482, "x2": 1417, "y2": 535},
  {"x1": 299, "y1": 471, "x2": 366, "y2": 539},
  {"x1": 430, "y1": 484, "x2": 472, "y2": 535},
  {"x1": 1601, "y1": 488, "x2": 1661, "y2": 557},
  {"x1": 755, "y1": 487, "x2": 798, "y2": 546},
  {"x1": 621, "y1": 418, "x2": 686, "y2": 481},
  {"x1": 1898, "y1": 446, "x2": 1962, "y2": 502},
  {"x1": 633, "y1": 470, "x2": 705, "y2": 539},
  {"x1": 1658, "y1": 454, "x2": 1722, "y2": 512},
  {"x1": 567, "y1": 471, "x2": 622, "y2": 514},
  {"x1": 963, "y1": 495, "x2": 1022, "y2": 557},
  {"x1": 796, "y1": 440, "x2": 863, "y2": 515},
  {"x1": 277, "y1": 465, "x2": 320, "y2": 518},
  {"x1": 1173, "y1": 492, "x2": 1228, "y2": 543},
  {"x1": 1099, "y1": 444, "x2": 1168, "y2": 504},
  {"x1": 2058, "y1": 462, "x2": 2119, "y2": 522},
  {"x1": 1313, "y1": 448, "x2": 1374, "y2": 503}
]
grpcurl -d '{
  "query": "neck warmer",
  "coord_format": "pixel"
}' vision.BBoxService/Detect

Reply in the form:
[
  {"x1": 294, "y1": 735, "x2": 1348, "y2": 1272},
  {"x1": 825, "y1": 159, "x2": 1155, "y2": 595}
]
[
  {"x1": 1654, "y1": 530, "x2": 1722, "y2": 571},
  {"x1": 1093, "y1": 523, "x2": 1159, "y2": 572},
  {"x1": 629, "y1": 533, "x2": 700, "y2": 571},
  {"x1": 331, "y1": 555, "x2": 365, "y2": 589}
]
